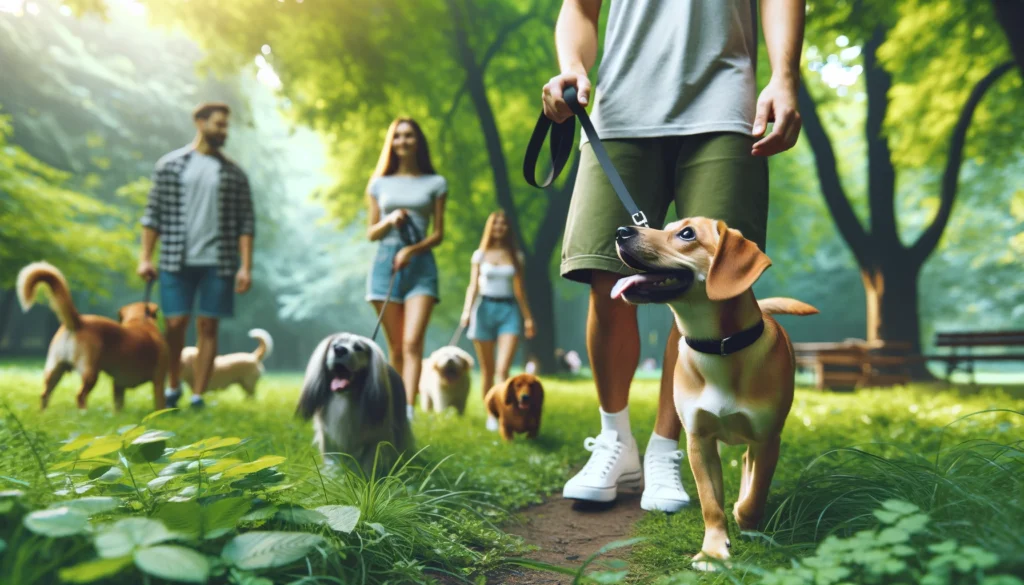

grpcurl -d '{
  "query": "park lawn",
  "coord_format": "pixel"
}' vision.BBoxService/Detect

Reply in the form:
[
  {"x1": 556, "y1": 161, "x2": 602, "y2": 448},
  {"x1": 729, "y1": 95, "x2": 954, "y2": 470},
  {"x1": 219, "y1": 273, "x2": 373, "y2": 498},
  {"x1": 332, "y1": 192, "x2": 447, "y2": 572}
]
[{"x1": 1, "y1": 358, "x2": 1022, "y2": 584}]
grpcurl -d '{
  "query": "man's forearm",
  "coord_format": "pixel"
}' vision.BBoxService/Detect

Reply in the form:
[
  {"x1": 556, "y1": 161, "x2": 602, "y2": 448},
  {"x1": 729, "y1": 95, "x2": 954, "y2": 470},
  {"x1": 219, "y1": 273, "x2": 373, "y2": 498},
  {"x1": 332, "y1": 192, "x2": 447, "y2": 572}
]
[
  {"x1": 239, "y1": 235, "x2": 253, "y2": 271},
  {"x1": 140, "y1": 227, "x2": 159, "y2": 261},
  {"x1": 760, "y1": 0, "x2": 805, "y2": 82},
  {"x1": 555, "y1": 0, "x2": 602, "y2": 74}
]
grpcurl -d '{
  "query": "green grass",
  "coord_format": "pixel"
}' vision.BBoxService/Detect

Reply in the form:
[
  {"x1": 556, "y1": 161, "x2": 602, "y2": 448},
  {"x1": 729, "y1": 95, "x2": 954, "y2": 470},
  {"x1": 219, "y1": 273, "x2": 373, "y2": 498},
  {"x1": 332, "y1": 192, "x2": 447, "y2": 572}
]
[{"x1": 1, "y1": 359, "x2": 1022, "y2": 584}]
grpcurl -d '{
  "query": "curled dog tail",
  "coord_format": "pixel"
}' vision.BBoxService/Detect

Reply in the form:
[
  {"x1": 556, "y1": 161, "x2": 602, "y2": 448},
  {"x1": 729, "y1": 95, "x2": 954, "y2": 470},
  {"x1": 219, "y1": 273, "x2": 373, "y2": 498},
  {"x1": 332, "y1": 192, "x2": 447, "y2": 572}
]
[
  {"x1": 758, "y1": 297, "x2": 819, "y2": 316},
  {"x1": 17, "y1": 262, "x2": 82, "y2": 331},
  {"x1": 248, "y1": 328, "x2": 274, "y2": 362}
]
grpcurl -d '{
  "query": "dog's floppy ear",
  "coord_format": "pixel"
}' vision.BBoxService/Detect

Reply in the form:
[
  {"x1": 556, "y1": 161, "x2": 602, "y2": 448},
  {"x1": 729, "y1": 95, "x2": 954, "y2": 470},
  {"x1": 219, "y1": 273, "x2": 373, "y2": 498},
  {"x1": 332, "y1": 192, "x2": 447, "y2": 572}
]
[
  {"x1": 705, "y1": 220, "x2": 772, "y2": 301},
  {"x1": 504, "y1": 377, "x2": 516, "y2": 405},
  {"x1": 455, "y1": 347, "x2": 475, "y2": 369},
  {"x1": 361, "y1": 341, "x2": 393, "y2": 426},
  {"x1": 296, "y1": 336, "x2": 332, "y2": 419}
]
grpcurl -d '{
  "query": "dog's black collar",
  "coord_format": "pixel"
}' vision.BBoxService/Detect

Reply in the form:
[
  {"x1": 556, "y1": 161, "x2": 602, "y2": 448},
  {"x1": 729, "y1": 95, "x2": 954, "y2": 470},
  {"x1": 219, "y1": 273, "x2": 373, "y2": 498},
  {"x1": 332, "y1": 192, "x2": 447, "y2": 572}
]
[{"x1": 685, "y1": 320, "x2": 765, "y2": 356}]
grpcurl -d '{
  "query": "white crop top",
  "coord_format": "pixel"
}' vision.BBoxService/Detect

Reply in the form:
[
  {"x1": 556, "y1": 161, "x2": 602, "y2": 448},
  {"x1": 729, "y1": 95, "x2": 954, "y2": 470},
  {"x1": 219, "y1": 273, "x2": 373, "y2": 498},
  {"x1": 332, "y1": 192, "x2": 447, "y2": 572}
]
[{"x1": 472, "y1": 249, "x2": 524, "y2": 299}]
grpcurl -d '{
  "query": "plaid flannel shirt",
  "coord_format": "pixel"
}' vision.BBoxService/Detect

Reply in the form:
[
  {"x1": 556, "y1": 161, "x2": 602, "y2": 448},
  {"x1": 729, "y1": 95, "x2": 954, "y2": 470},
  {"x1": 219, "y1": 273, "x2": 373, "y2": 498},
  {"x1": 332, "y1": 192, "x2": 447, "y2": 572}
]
[{"x1": 141, "y1": 146, "x2": 255, "y2": 278}]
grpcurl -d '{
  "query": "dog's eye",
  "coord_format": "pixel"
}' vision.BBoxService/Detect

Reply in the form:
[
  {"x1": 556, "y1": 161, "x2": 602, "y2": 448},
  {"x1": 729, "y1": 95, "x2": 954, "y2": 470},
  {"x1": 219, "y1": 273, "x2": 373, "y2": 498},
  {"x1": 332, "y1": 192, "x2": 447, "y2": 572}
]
[{"x1": 677, "y1": 227, "x2": 696, "y2": 241}]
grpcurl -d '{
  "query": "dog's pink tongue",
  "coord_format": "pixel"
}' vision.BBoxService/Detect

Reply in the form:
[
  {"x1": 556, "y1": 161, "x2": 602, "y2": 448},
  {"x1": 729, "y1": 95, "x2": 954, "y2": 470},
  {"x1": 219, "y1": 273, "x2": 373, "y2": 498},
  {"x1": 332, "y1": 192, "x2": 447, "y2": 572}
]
[
  {"x1": 611, "y1": 275, "x2": 645, "y2": 300},
  {"x1": 330, "y1": 378, "x2": 349, "y2": 392}
]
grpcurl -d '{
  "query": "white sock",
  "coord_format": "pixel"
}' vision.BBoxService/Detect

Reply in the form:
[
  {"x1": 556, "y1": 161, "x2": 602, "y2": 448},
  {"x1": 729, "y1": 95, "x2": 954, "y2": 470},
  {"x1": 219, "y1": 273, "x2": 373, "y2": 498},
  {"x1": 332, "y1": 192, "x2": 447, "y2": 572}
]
[
  {"x1": 166, "y1": 386, "x2": 181, "y2": 396},
  {"x1": 646, "y1": 431, "x2": 681, "y2": 455},
  {"x1": 486, "y1": 415, "x2": 499, "y2": 431},
  {"x1": 406, "y1": 404, "x2": 415, "y2": 421},
  {"x1": 599, "y1": 405, "x2": 632, "y2": 441}
]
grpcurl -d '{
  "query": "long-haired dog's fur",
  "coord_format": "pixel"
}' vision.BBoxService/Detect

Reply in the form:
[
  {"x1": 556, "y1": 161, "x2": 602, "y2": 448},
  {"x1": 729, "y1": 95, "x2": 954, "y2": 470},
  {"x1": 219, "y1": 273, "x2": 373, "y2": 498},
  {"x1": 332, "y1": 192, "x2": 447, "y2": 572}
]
[
  {"x1": 181, "y1": 328, "x2": 273, "y2": 398},
  {"x1": 419, "y1": 345, "x2": 475, "y2": 414},
  {"x1": 17, "y1": 262, "x2": 168, "y2": 412},
  {"x1": 484, "y1": 373, "x2": 544, "y2": 441},
  {"x1": 296, "y1": 333, "x2": 413, "y2": 475}
]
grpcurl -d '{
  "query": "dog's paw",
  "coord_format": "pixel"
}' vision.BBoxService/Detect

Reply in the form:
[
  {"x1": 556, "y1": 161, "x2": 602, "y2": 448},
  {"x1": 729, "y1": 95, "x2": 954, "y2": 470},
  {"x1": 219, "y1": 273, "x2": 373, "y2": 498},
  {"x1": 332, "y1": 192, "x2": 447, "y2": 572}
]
[{"x1": 692, "y1": 532, "x2": 731, "y2": 572}]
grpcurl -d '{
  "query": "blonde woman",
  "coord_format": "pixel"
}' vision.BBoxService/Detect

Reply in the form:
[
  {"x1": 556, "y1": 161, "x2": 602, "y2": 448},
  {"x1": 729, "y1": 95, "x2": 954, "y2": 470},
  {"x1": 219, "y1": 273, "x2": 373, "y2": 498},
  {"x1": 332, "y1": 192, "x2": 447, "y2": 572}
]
[{"x1": 460, "y1": 210, "x2": 535, "y2": 430}]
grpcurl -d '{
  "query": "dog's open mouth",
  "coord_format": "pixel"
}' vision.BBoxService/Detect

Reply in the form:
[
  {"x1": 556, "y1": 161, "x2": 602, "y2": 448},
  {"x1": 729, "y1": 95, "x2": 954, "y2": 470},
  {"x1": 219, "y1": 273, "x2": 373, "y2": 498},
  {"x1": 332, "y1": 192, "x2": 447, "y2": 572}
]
[
  {"x1": 330, "y1": 365, "x2": 352, "y2": 392},
  {"x1": 611, "y1": 270, "x2": 695, "y2": 303}
]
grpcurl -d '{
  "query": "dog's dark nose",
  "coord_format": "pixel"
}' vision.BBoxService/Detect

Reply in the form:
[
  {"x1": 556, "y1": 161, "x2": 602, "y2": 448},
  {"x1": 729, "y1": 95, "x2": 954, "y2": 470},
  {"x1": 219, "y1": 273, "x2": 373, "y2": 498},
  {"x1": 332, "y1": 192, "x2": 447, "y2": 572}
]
[
  {"x1": 520, "y1": 394, "x2": 531, "y2": 403},
  {"x1": 332, "y1": 344, "x2": 348, "y2": 356},
  {"x1": 616, "y1": 226, "x2": 637, "y2": 241}
]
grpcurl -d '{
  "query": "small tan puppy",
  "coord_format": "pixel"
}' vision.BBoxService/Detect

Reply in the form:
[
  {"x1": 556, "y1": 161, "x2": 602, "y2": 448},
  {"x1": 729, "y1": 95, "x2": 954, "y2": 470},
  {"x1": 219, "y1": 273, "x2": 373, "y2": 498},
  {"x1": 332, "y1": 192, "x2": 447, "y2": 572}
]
[
  {"x1": 180, "y1": 329, "x2": 272, "y2": 398},
  {"x1": 17, "y1": 262, "x2": 168, "y2": 412},
  {"x1": 484, "y1": 374, "x2": 544, "y2": 441},
  {"x1": 419, "y1": 346, "x2": 475, "y2": 414},
  {"x1": 612, "y1": 218, "x2": 818, "y2": 571}
]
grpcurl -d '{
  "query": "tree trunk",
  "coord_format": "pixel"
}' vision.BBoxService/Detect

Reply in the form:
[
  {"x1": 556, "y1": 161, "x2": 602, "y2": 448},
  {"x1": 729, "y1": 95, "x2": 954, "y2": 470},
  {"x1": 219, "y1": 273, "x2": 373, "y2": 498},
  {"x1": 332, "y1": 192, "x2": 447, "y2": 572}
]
[
  {"x1": 0, "y1": 289, "x2": 15, "y2": 349},
  {"x1": 862, "y1": 258, "x2": 932, "y2": 378},
  {"x1": 992, "y1": 0, "x2": 1024, "y2": 73}
]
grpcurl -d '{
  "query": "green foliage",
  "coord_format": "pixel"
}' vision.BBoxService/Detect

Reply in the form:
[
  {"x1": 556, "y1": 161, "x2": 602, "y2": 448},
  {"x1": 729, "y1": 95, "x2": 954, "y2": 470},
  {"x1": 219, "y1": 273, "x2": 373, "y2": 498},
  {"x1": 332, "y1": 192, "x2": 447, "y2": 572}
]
[{"x1": 0, "y1": 111, "x2": 138, "y2": 292}]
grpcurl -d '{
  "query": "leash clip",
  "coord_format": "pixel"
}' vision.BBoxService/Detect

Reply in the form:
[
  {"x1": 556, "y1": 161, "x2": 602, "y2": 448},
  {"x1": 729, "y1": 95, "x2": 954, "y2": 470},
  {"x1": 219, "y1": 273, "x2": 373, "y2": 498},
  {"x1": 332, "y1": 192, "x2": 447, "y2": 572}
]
[{"x1": 631, "y1": 211, "x2": 649, "y2": 228}]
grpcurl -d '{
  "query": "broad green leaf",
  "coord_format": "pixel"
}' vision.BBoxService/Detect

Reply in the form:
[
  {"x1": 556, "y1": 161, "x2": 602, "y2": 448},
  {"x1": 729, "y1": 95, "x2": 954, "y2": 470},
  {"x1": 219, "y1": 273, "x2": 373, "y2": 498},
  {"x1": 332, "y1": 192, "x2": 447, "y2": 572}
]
[
  {"x1": 240, "y1": 505, "x2": 278, "y2": 523},
  {"x1": 230, "y1": 469, "x2": 285, "y2": 490},
  {"x1": 148, "y1": 475, "x2": 178, "y2": 491},
  {"x1": 203, "y1": 497, "x2": 253, "y2": 539},
  {"x1": 59, "y1": 556, "x2": 133, "y2": 584},
  {"x1": 88, "y1": 465, "x2": 113, "y2": 480},
  {"x1": 143, "y1": 409, "x2": 178, "y2": 423},
  {"x1": 222, "y1": 456, "x2": 287, "y2": 478},
  {"x1": 928, "y1": 540, "x2": 958, "y2": 554},
  {"x1": 895, "y1": 513, "x2": 930, "y2": 534},
  {"x1": 128, "y1": 441, "x2": 167, "y2": 463},
  {"x1": 132, "y1": 430, "x2": 175, "y2": 445},
  {"x1": 96, "y1": 467, "x2": 125, "y2": 483},
  {"x1": 221, "y1": 532, "x2": 324, "y2": 570},
  {"x1": 24, "y1": 507, "x2": 89, "y2": 537},
  {"x1": 316, "y1": 505, "x2": 361, "y2": 533},
  {"x1": 60, "y1": 435, "x2": 96, "y2": 452},
  {"x1": 64, "y1": 496, "x2": 120, "y2": 516},
  {"x1": 134, "y1": 545, "x2": 211, "y2": 583},
  {"x1": 81, "y1": 437, "x2": 124, "y2": 459},
  {"x1": 159, "y1": 462, "x2": 193, "y2": 477},
  {"x1": 154, "y1": 501, "x2": 202, "y2": 539},
  {"x1": 872, "y1": 509, "x2": 901, "y2": 524},
  {"x1": 877, "y1": 527, "x2": 910, "y2": 544},
  {"x1": 204, "y1": 458, "x2": 244, "y2": 474},
  {"x1": 186, "y1": 459, "x2": 221, "y2": 471},
  {"x1": 880, "y1": 500, "x2": 919, "y2": 516},
  {"x1": 275, "y1": 505, "x2": 327, "y2": 526},
  {"x1": 202, "y1": 437, "x2": 243, "y2": 451},
  {"x1": 120, "y1": 426, "x2": 148, "y2": 445},
  {"x1": 95, "y1": 518, "x2": 176, "y2": 558}
]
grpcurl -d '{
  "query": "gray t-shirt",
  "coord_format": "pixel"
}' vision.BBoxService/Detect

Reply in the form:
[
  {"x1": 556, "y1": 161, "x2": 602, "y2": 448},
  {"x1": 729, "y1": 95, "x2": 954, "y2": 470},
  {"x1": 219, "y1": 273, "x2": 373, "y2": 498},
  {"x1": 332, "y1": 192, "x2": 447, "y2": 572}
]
[
  {"x1": 181, "y1": 151, "x2": 221, "y2": 266},
  {"x1": 370, "y1": 174, "x2": 448, "y2": 245},
  {"x1": 586, "y1": 0, "x2": 758, "y2": 143}
]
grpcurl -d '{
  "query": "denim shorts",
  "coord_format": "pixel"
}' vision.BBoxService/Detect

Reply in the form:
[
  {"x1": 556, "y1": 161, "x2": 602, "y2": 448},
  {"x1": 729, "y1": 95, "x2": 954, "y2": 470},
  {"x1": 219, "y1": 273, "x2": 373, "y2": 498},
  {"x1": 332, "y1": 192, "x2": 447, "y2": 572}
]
[
  {"x1": 366, "y1": 243, "x2": 440, "y2": 303},
  {"x1": 468, "y1": 296, "x2": 522, "y2": 341},
  {"x1": 159, "y1": 266, "x2": 234, "y2": 318}
]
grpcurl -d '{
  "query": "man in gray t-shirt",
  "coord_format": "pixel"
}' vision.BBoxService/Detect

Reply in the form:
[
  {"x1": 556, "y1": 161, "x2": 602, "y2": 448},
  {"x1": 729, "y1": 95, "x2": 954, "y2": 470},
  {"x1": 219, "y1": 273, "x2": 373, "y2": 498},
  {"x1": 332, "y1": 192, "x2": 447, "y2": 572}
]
[{"x1": 541, "y1": 0, "x2": 804, "y2": 519}]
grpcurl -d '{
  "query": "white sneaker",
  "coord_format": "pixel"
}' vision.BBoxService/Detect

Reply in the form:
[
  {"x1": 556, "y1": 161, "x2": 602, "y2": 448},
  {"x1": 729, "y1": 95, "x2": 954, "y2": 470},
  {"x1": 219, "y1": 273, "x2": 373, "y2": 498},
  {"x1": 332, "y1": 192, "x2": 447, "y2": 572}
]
[
  {"x1": 641, "y1": 448, "x2": 690, "y2": 512},
  {"x1": 562, "y1": 430, "x2": 642, "y2": 502}
]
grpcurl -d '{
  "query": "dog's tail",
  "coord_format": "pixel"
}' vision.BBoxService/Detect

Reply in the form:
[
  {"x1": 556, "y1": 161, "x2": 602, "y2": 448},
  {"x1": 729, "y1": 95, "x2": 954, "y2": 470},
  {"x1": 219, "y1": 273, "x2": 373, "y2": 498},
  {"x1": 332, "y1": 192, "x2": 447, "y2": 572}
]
[
  {"x1": 17, "y1": 262, "x2": 82, "y2": 331},
  {"x1": 248, "y1": 328, "x2": 274, "y2": 362},
  {"x1": 758, "y1": 297, "x2": 819, "y2": 316}
]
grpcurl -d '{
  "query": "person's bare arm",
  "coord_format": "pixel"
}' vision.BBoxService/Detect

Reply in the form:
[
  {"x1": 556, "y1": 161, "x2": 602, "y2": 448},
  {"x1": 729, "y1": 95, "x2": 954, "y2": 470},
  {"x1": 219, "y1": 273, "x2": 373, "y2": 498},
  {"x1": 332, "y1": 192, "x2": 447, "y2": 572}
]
[
  {"x1": 393, "y1": 195, "x2": 446, "y2": 270},
  {"x1": 512, "y1": 261, "x2": 535, "y2": 339},
  {"x1": 460, "y1": 261, "x2": 480, "y2": 327},
  {"x1": 542, "y1": 0, "x2": 602, "y2": 122},
  {"x1": 752, "y1": 0, "x2": 806, "y2": 156}
]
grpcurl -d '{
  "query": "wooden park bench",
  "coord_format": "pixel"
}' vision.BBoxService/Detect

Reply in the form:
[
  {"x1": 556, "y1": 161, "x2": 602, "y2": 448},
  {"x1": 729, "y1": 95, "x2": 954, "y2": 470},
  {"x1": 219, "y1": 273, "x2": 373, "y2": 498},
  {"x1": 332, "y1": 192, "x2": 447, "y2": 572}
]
[
  {"x1": 925, "y1": 330, "x2": 1024, "y2": 383},
  {"x1": 794, "y1": 339, "x2": 916, "y2": 390}
]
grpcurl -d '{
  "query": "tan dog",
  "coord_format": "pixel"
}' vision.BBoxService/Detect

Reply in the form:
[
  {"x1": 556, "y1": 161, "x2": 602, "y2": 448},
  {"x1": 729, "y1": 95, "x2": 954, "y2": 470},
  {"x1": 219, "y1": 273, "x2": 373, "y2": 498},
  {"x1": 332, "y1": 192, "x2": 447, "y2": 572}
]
[
  {"x1": 17, "y1": 262, "x2": 169, "y2": 412},
  {"x1": 419, "y1": 346, "x2": 475, "y2": 414},
  {"x1": 180, "y1": 328, "x2": 273, "y2": 398},
  {"x1": 612, "y1": 217, "x2": 818, "y2": 570},
  {"x1": 484, "y1": 373, "x2": 544, "y2": 441}
]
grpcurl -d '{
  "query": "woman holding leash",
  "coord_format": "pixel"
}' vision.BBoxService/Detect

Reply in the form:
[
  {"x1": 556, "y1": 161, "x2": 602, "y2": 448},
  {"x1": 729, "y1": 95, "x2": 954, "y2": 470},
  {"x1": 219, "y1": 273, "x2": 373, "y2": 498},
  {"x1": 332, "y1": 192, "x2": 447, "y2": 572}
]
[
  {"x1": 366, "y1": 117, "x2": 448, "y2": 421},
  {"x1": 459, "y1": 210, "x2": 535, "y2": 431}
]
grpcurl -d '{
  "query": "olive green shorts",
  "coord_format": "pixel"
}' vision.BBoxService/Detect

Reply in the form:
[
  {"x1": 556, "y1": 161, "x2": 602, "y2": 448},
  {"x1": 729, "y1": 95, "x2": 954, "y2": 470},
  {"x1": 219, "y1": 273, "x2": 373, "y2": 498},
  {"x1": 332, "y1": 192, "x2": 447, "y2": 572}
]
[{"x1": 560, "y1": 132, "x2": 769, "y2": 283}]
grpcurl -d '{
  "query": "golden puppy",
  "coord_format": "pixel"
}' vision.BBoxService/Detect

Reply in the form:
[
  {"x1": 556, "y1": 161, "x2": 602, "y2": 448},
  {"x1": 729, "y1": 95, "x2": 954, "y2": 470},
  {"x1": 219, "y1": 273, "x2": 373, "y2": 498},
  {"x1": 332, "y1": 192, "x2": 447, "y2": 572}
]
[
  {"x1": 17, "y1": 262, "x2": 169, "y2": 412},
  {"x1": 180, "y1": 329, "x2": 272, "y2": 398},
  {"x1": 419, "y1": 345, "x2": 475, "y2": 414},
  {"x1": 612, "y1": 218, "x2": 818, "y2": 570},
  {"x1": 484, "y1": 374, "x2": 544, "y2": 441}
]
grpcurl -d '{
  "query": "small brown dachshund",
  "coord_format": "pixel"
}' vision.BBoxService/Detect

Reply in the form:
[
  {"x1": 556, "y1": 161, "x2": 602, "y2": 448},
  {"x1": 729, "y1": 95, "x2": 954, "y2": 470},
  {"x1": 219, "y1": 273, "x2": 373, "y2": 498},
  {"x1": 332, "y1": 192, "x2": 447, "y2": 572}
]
[{"x1": 484, "y1": 374, "x2": 544, "y2": 441}]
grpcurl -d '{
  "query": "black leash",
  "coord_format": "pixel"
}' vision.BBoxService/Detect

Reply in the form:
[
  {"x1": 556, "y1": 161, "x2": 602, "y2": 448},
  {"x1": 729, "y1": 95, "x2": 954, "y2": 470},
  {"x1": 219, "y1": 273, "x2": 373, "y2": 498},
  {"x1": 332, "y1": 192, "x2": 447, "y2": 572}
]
[
  {"x1": 142, "y1": 278, "x2": 156, "y2": 318},
  {"x1": 370, "y1": 220, "x2": 423, "y2": 343},
  {"x1": 524, "y1": 86, "x2": 649, "y2": 228}
]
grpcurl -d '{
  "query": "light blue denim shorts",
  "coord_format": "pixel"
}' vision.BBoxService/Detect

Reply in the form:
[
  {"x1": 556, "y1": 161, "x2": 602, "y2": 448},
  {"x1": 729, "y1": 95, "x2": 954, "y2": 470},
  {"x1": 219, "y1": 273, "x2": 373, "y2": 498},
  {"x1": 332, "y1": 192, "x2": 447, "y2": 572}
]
[
  {"x1": 366, "y1": 243, "x2": 440, "y2": 303},
  {"x1": 468, "y1": 296, "x2": 522, "y2": 341}
]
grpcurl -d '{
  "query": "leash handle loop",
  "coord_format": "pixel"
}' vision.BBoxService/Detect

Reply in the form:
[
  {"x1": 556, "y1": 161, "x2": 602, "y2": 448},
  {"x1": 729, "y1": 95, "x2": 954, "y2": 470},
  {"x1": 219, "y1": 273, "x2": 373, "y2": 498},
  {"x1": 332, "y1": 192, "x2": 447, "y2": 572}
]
[{"x1": 523, "y1": 86, "x2": 649, "y2": 227}]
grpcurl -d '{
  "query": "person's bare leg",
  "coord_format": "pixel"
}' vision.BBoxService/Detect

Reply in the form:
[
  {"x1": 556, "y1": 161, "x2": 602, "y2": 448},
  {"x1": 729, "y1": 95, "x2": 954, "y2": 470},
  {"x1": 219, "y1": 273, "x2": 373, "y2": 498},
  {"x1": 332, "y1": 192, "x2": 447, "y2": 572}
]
[
  {"x1": 588, "y1": 272, "x2": 639, "y2": 412},
  {"x1": 165, "y1": 315, "x2": 190, "y2": 390},
  {"x1": 654, "y1": 324, "x2": 683, "y2": 439},
  {"x1": 401, "y1": 295, "x2": 435, "y2": 408},
  {"x1": 495, "y1": 333, "x2": 519, "y2": 382},
  {"x1": 192, "y1": 317, "x2": 219, "y2": 398},
  {"x1": 473, "y1": 340, "x2": 496, "y2": 399},
  {"x1": 372, "y1": 301, "x2": 406, "y2": 375}
]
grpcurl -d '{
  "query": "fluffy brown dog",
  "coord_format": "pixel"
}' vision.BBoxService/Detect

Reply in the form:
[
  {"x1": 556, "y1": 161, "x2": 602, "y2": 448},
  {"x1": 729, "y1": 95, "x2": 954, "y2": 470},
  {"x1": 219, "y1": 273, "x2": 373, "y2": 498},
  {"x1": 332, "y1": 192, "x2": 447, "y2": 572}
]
[
  {"x1": 17, "y1": 262, "x2": 169, "y2": 412},
  {"x1": 180, "y1": 329, "x2": 273, "y2": 398},
  {"x1": 484, "y1": 374, "x2": 544, "y2": 441},
  {"x1": 613, "y1": 217, "x2": 818, "y2": 570}
]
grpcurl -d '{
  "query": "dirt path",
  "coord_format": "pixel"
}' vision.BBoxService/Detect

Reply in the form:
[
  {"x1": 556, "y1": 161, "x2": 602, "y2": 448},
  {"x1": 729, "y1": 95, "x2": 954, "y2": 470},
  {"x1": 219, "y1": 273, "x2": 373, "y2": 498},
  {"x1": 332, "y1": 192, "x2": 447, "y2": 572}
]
[{"x1": 493, "y1": 490, "x2": 646, "y2": 584}]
